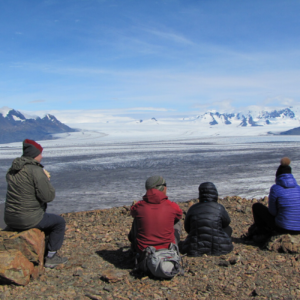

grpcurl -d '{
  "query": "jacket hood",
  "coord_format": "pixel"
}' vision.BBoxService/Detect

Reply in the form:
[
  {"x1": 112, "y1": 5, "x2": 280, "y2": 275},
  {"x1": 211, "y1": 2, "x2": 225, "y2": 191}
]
[
  {"x1": 143, "y1": 188, "x2": 168, "y2": 204},
  {"x1": 276, "y1": 173, "x2": 298, "y2": 188},
  {"x1": 9, "y1": 157, "x2": 42, "y2": 172},
  {"x1": 199, "y1": 182, "x2": 218, "y2": 203}
]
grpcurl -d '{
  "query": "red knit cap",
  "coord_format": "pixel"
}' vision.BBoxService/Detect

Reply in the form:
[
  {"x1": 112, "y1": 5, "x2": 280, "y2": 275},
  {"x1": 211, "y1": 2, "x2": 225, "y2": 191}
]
[{"x1": 22, "y1": 139, "x2": 43, "y2": 158}]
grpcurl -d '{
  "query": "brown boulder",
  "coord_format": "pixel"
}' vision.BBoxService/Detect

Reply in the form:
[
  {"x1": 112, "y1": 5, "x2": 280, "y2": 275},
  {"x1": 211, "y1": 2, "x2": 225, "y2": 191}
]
[
  {"x1": 265, "y1": 234, "x2": 300, "y2": 253},
  {"x1": 0, "y1": 228, "x2": 45, "y2": 266},
  {"x1": 0, "y1": 250, "x2": 34, "y2": 285}
]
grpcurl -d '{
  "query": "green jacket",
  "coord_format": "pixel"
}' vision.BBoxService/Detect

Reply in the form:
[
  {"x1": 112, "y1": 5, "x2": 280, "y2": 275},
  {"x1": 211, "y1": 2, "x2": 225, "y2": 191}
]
[{"x1": 4, "y1": 156, "x2": 55, "y2": 230}]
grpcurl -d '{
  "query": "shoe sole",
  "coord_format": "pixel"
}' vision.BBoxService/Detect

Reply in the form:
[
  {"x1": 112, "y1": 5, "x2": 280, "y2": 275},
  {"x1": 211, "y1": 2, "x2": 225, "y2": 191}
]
[{"x1": 44, "y1": 260, "x2": 68, "y2": 268}]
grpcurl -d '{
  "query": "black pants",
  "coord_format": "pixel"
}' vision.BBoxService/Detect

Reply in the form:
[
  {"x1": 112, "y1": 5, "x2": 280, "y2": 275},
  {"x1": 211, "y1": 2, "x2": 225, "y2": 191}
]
[
  {"x1": 252, "y1": 203, "x2": 300, "y2": 235},
  {"x1": 35, "y1": 213, "x2": 66, "y2": 251}
]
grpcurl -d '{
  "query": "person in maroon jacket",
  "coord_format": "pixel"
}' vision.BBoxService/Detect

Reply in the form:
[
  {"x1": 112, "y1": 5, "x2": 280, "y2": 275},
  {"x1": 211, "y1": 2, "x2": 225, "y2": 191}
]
[{"x1": 128, "y1": 175, "x2": 183, "y2": 253}]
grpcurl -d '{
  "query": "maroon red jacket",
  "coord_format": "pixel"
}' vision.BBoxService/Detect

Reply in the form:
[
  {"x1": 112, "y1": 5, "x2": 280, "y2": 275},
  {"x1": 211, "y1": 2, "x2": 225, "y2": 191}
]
[{"x1": 130, "y1": 188, "x2": 183, "y2": 252}]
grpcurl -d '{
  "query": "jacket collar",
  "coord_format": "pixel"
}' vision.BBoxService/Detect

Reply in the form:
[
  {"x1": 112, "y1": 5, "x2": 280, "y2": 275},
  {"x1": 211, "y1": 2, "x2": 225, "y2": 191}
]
[
  {"x1": 276, "y1": 173, "x2": 297, "y2": 188},
  {"x1": 143, "y1": 188, "x2": 168, "y2": 204}
]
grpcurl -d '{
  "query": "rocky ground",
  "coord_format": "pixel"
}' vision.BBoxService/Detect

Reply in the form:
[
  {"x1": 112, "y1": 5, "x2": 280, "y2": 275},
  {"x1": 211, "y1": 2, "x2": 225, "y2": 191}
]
[{"x1": 1, "y1": 196, "x2": 300, "y2": 299}]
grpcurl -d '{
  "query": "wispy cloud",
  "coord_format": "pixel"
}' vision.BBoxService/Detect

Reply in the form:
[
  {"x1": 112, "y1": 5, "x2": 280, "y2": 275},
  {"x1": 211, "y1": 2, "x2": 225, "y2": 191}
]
[
  {"x1": 263, "y1": 96, "x2": 298, "y2": 107},
  {"x1": 144, "y1": 28, "x2": 193, "y2": 45}
]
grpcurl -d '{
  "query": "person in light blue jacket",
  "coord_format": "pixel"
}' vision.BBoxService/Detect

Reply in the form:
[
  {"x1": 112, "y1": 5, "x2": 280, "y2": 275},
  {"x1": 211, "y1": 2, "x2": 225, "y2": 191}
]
[{"x1": 250, "y1": 157, "x2": 300, "y2": 239}]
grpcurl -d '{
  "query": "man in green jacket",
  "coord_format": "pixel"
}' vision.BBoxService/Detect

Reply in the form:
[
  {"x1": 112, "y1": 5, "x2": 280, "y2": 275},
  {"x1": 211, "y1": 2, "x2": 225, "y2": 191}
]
[{"x1": 5, "y1": 139, "x2": 67, "y2": 268}]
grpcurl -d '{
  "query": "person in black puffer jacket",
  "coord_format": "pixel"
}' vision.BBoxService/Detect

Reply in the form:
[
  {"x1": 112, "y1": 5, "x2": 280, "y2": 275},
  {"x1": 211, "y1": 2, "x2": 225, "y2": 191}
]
[{"x1": 181, "y1": 182, "x2": 233, "y2": 256}]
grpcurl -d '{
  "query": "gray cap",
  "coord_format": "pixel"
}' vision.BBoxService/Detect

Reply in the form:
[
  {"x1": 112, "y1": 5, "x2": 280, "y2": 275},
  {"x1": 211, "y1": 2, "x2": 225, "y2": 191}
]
[{"x1": 145, "y1": 175, "x2": 166, "y2": 192}]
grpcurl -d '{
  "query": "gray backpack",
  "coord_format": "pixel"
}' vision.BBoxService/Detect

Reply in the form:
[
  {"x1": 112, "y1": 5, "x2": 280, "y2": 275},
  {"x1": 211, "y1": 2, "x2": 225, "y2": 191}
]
[{"x1": 135, "y1": 243, "x2": 184, "y2": 279}]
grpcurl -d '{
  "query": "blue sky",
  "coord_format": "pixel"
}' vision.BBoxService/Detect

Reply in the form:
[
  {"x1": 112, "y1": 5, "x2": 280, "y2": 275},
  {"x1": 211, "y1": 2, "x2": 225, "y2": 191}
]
[{"x1": 1, "y1": 0, "x2": 300, "y2": 118}]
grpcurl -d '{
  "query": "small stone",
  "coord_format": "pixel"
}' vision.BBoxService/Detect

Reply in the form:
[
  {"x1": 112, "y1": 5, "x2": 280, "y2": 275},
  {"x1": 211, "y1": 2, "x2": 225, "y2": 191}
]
[
  {"x1": 100, "y1": 269, "x2": 127, "y2": 283},
  {"x1": 236, "y1": 205, "x2": 243, "y2": 212},
  {"x1": 229, "y1": 255, "x2": 241, "y2": 265},
  {"x1": 218, "y1": 260, "x2": 229, "y2": 267},
  {"x1": 73, "y1": 267, "x2": 84, "y2": 276},
  {"x1": 245, "y1": 207, "x2": 252, "y2": 214},
  {"x1": 103, "y1": 286, "x2": 112, "y2": 292}
]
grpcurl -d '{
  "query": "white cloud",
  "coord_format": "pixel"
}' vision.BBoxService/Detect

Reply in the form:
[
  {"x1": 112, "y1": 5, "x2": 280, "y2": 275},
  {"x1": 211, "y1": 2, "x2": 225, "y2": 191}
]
[{"x1": 144, "y1": 28, "x2": 194, "y2": 45}]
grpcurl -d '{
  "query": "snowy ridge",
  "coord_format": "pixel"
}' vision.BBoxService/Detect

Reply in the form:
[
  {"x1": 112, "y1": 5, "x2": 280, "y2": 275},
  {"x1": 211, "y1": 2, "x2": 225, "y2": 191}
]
[
  {"x1": 178, "y1": 107, "x2": 298, "y2": 128},
  {"x1": 0, "y1": 107, "x2": 76, "y2": 144}
]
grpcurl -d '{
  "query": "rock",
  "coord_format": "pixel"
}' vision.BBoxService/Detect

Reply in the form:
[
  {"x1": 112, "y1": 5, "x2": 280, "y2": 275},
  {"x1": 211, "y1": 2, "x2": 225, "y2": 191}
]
[
  {"x1": 236, "y1": 205, "x2": 243, "y2": 212},
  {"x1": 0, "y1": 250, "x2": 34, "y2": 285},
  {"x1": 73, "y1": 267, "x2": 84, "y2": 277},
  {"x1": 2, "y1": 200, "x2": 300, "y2": 298},
  {"x1": 123, "y1": 205, "x2": 130, "y2": 212},
  {"x1": 218, "y1": 260, "x2": 229, "y2": 267},
  {"x1": 228, "y1": 255, "x2": 241, "y2": 265},
  {"x1": 100, "y1": 269, "x2": 127, "y2": 283},
  {"x1": 0, "y1": 229, "x2": 45, "y2": 285},
  {"x1": 244, "y1": 207, "x2": 252, "y2": 214},
  {"x1": 0, "y1": 228, "x2": 45, "y2": 266},
  {"x1": 265, "y1": 234, "x2": 300, "y2": 253}
]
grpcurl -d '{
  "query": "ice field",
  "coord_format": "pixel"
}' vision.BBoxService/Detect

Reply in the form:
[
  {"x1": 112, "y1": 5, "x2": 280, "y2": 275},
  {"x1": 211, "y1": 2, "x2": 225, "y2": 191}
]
[{"x1": 1, "y1": 123, "x2": 300, "y2": 215}]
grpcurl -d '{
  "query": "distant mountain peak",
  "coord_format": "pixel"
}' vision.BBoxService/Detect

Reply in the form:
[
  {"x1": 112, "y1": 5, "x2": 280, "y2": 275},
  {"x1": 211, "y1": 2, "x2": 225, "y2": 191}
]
[{"x1": 0, "y1": 107, "x2": 76, "y2": 144}]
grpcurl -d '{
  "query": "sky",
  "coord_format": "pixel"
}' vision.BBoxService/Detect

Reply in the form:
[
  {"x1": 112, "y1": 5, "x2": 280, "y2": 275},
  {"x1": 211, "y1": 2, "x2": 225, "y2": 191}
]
[{"x1": 1, "y1": 0, "x2": 300, "y2": 119}]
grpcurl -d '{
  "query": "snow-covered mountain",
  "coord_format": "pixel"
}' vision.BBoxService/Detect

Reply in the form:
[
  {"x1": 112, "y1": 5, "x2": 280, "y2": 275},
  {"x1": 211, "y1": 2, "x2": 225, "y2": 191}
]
[
  {"x1": 121, "y1": 107, "x2": 300, "y2": 138},
  {"x1": 179, "y1": 107, "x2": 298, "y2": 127},
  {"x1": 0, "y1": 107, "x2": 76, "y2": 144}
]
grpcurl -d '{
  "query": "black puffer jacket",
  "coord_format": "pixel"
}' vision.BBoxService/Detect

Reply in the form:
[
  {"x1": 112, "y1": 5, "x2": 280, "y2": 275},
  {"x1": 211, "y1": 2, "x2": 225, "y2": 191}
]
[{"x1": 181, "y1": 182, "x2": 233, "y2": 256}]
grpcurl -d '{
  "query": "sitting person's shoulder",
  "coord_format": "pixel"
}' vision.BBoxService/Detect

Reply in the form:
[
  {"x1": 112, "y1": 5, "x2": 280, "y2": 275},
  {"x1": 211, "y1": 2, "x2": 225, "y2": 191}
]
[{"x1": 165, "y1": 199, "x2": 181, "y2": 208}]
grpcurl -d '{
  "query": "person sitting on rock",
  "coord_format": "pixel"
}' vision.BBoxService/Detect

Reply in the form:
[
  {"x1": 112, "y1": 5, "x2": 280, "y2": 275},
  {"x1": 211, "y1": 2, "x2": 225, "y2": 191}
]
[
  {"x1": 4, "y1": 139, "x2": 68, "y2": 268},
  {"x1": 249, "y1": 157, "x2": 300, "y2": 242},
  {"x1": 128, "y1": 175, "x2": 183, "y2": 253},
  {"x1": 180, "y1": 182, "x2": 233, "y2": 256}
]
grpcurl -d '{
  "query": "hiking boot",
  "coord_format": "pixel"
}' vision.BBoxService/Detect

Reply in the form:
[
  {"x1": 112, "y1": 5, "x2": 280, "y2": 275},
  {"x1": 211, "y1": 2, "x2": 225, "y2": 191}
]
[{"x1": 45, "y1": 254, "x2": 68, "y2": 268}]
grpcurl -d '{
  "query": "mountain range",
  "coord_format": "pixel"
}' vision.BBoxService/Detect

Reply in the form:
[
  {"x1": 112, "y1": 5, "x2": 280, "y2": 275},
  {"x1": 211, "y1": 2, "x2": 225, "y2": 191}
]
[
  {"x1": 180, "y1": 107, "x2": 298, "y2": 127},
  {"x1": 135, "y1": 107, "x2": 300, "y2": 133},
  {"x1": 0, "y1": 107, "x2": 76, "y2": 144},
  {"x1": 1, "y1": 106, "x2": 300, "y2": 144}
]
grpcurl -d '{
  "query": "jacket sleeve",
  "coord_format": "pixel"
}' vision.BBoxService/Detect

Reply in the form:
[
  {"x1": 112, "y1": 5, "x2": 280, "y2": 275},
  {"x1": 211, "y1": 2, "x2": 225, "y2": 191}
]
[
  {"x1": 170, "y1": 201, "x2": 183, "y2": 221},
  {"x1": 184, "y1": 207, "x2": 192, "y2": 233},
  {"x1": 268, "y1": 185, "x2": 278, "y2": 216},
  {"x1": 130, "y1": 200, "x2": 143, "y2": 218},
  {"x1": 32, "y1": 167, "x2": 55, "y2": 203},
  {"x1": 220, "y1": 204, "x2": 231, "y2": 228}
]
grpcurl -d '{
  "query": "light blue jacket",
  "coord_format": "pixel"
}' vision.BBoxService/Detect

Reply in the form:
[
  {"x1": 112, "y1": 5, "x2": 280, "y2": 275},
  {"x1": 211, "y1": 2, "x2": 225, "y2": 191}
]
[{"x1": 269, "y1": 173, "x2": 300, "y2": 231}]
